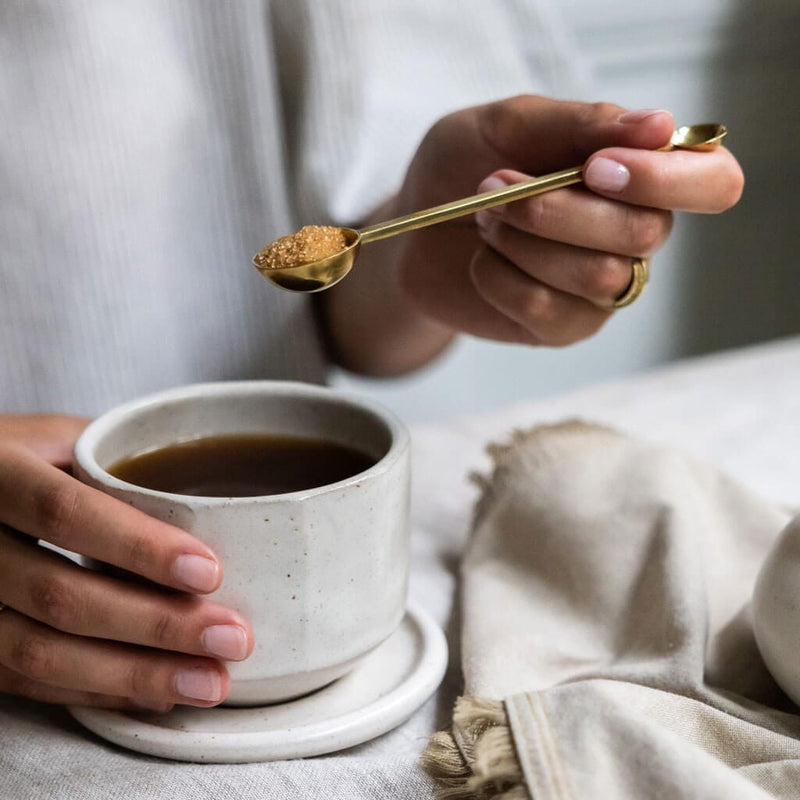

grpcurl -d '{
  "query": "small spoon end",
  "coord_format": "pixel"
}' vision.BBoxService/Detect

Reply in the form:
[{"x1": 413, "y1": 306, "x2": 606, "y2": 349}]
[{"x1": 671, "y1": 123, "x2": 727, "y2": 151}]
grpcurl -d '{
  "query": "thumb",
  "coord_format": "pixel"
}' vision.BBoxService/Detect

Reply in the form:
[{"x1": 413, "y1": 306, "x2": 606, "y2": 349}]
[{"x1": 475, "y1": 95, "x2": 674, "y2": 174}]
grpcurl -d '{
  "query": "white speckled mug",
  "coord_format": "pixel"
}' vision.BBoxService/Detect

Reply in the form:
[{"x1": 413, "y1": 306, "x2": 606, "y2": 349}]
[
  {"x1": 73, "y1": 381, "x2": 410, "y2": 706},
  {"x1": 752, "y1": 515, "x2": 800, "y2": 707}
]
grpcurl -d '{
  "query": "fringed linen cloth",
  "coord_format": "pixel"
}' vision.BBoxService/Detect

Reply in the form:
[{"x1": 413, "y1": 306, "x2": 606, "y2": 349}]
[{"x1": 424, "y1": 421, "x2": 800, "y2": 799}]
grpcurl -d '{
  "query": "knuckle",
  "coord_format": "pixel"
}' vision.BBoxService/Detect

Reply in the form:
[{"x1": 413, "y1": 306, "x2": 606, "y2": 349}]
[
  {"x1": 591, "y1": 254, "x2": 630, "y2": 300},
  {"x1": 519, "y1": 285, "x2": 558, "y2": 331},
  {"x1": 420, "y1": 113, "x2": 454, "y2": 158},
  {"x1": 477, "y1": 95, "x2": 517, "y2": 147},
  {"x1": 477, "y1": 94, "x2": 537, "y2": 152},
  {"x1": 10, "y1": 635, "x2": 56, "y2": 681},
  {"x1": 149, "y1": 611, "x2": 181, "y2": 650},
  {"x1": 518, "y1": 194, "x2": 553, "y2": 236},
  {"x1": 28, "y1": 573, "x2": 80, "y2": 630},
  {"x1": 576, "y1": 101, "x2": 620, "y2": 129},
  {"x1": 34, "y1": 483, "x2": 80, "y2": 544},
  {"x1": 625, "y1": 207, "x2": 669, "y2": 254},
  {"x1": 419, "y1": 108, "x2": 472, "y2": 180},
  {"x1": 125, "y1": 532, "x2": 157, "y2": 577},
  {"x1": 127, "y1": 661, "x2": 159, "y2": 699}
]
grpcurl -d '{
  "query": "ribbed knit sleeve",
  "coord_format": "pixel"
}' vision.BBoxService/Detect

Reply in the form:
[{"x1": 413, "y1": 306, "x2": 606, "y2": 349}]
[{"x1": 0, "y1": 0, "x2": 328, "y2": 415}]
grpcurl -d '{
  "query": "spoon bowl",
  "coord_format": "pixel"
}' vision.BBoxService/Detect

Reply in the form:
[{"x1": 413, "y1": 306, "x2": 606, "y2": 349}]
[
  {"x1": 254, "y1": 123, "x2": 727, "y2": 293},
  {"x1": 671, "y1": 123, "x2": 727, "y2": 151},
  {"x1": 262, "y1": 229, "x2": 360, "y2": 292}
]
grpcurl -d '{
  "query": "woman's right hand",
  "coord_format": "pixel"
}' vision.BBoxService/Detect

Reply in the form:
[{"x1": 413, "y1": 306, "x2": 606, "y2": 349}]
[{"x1": 0, "y1": 414, "x2": 254, "y2": 711}]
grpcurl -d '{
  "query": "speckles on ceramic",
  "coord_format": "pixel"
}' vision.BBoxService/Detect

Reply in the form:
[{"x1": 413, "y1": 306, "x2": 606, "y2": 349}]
[
  {"x1": 74, "y1": 380, "x2": 411, "y2": 706},
  {"x1": 753, "y1": 515, "x2": 800, "y2": 706}
]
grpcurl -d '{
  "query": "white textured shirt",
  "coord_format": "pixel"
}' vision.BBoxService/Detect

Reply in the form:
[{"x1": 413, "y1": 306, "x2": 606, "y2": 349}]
[
  {"x1": 0, "y1": 0, "x2": 581, "y2": 417},
  {"x1": 0, "y1": 4, "x2": 583, "y2": 796}
]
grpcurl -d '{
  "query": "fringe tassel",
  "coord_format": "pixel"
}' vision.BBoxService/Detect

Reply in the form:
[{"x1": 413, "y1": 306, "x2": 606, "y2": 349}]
[{"x1": 421, "y1": 696, "x2": 528, "y2": 800}]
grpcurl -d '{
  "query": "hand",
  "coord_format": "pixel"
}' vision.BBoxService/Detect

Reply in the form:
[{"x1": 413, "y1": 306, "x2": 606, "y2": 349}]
[
  {"x1": 0, "y1": 414, "x2": 253, "y2": 710},
  {"x1": 392, "y1": 96, "x2": 743, "y2": 347}
]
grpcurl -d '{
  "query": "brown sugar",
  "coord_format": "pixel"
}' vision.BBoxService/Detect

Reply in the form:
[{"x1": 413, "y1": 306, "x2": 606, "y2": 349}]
[{"x1": 254, "y1": 225, "x2": 348, "y2": 270}]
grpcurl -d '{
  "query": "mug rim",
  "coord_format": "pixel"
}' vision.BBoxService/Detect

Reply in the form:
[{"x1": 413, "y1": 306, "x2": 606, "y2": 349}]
[{"x1": 73, "y1": 380, "x2": 409, "y2": 506}]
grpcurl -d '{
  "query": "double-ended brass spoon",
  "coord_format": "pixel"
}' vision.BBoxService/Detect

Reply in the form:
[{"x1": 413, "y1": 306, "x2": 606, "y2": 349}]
[{"x1": 253, "y1": 123, "x2": 727, "y2": 293}]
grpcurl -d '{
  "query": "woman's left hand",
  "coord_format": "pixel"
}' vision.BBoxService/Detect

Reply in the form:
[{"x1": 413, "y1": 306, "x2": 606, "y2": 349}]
[{"x1": 321, "y1": 96, "x2": 744, "y2": 375}]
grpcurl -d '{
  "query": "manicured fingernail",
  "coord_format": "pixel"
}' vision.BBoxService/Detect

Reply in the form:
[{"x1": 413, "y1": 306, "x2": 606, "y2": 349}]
[
  {"x1": 584, "y1": 157, "x2": 630, "y2": 193},
  {"x1": 476, "y1": 176, "x2": 509, "y2": 222},
  {"x1": 474, "y1": 210, "x2": 494, "y2": 232},
  {"x1": 172, "y1": 554, "x2": 219, "y2": 593},
  {"x1": 174, "y1": 668, "x2": 222, "y2": 703},
  {"x1": 477, "y1": 175, "x2": 509, "y2": 194},
  {"x1": 618, "y1": 108, "x2": 669, "y2": 124},
  {"x1": 202, "y1": 625, "x2": 249, "y2": 661}
]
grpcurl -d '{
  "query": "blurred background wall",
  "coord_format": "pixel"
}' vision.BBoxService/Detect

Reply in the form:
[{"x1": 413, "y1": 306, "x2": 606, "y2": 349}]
[{"x1": 333, "y1": 0, "x2": 800, "y2": 422}]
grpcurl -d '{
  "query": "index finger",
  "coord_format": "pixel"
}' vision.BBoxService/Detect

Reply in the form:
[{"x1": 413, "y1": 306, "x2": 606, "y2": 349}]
[
  {"x1": 0, "y1": 445, "x2": 221, "y2": 594},
  {"x1": 584, "y1": 146, "x2": 744, "y2": 213},
  {"x1": 474, "y1": 96, "x2": 675, "y2": 174}
]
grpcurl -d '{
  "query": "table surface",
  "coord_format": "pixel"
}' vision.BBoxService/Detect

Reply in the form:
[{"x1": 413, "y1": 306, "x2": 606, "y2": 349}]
[{"x1": 2, "y1": 336, "x2": 799, "y2": 800}]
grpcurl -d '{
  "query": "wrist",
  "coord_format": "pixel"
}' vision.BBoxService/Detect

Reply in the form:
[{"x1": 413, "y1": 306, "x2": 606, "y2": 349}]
[{"x1": 319, "y1": 199, "x2": 456, "y2": 377}]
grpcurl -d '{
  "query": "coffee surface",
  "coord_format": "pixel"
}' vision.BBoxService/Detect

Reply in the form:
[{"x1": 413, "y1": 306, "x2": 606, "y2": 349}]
[{"x1": 108, "y1": 433, "x2": 375, "y2": 497}]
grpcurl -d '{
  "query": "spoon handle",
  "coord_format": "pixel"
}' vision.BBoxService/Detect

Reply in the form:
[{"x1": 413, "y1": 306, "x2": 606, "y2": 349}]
[
  {"x1": 359, "y1": 166, "x2": 583, "y2": 244},
  {"x1": 357, "y1": 123, "x2": 728, "y2": 246}
]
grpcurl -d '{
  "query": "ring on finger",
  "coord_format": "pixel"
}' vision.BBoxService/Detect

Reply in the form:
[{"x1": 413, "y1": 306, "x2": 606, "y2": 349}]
[{"x1": 613, "y1": 257, "x2": 649, "y2": 309}]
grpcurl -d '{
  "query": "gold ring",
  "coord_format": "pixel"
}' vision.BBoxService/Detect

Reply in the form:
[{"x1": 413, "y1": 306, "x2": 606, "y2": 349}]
[{"x1": 613, "y1": 257, "x2": 649, "y2": 309}]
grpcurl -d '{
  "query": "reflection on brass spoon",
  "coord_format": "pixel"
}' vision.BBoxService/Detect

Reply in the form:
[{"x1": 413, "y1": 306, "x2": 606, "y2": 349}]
[{"x1": 253, "y1": 123, "x2": 727, "y2": 293}]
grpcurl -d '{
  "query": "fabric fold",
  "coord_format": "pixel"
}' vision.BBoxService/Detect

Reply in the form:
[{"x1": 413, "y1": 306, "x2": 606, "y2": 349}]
[{"x1": 425, "y1": 420, "x2": 799, "y2": 799}]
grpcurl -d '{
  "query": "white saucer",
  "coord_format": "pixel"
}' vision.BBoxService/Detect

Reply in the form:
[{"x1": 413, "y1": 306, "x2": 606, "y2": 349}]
[{"x1": 68, "y1": 604, "x2": 447, "y2": 763}]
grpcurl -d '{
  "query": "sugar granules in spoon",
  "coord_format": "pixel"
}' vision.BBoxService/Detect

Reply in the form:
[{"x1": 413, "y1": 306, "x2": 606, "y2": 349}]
[{"x1": 254, "y1": 225, "x2": 348, "y2": 270}]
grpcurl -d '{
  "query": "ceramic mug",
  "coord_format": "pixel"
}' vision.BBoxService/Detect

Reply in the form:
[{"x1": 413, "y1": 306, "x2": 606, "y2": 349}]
[
  {"x1": 73, "y1": 381, "x2": 411, "y2": 706},
  {"x1": 752, "y1": 514, "x2": 800, "y2": 706}
]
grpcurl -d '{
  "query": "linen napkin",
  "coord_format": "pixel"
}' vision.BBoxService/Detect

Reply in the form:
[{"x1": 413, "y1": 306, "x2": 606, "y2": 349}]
[{"x1": 424, "y1": 420, "x2": 800, "y2": 799}]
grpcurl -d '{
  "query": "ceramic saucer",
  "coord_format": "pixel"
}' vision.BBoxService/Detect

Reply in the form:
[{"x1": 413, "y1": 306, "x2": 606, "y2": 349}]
[{"x1": 68, "y1": 603, "x2": 447, "y2": 763}]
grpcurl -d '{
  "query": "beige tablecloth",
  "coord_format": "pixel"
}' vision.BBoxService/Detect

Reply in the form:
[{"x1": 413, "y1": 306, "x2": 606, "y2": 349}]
[{"x1": 2, "y1": 336, "x2": 800, "y2": 799}]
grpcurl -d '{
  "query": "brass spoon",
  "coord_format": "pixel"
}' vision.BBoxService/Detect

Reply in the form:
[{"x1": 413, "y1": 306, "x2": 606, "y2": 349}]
[{"x1": 253, "y1": 123, "x2": 727, "y2": 293}]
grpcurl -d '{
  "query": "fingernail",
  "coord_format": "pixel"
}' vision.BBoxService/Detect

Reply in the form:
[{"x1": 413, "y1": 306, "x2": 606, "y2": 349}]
[
  {"x1": 174, "y1": 668, "x2": 223, "y2": 703},
  {"x1": 202, "y1": 625, "x2": 249, "y2": 661},
  {"x1": 584, "y1": 157, "x2": 630, "y2": 193},
  {"x1": 172, "y1": 554, "x2": 219, "y2": 593},
  {"x1": 476, "y1": 176, "x2": 509, "y2": 221},
  {"x1": 618, "y1": 108, "x2": 669, "y2": 124},
  {"x1": 477, "y1": 175, "x2": 509, "y2": 194},
  {"x1": 474, "y1": 210, "x2": 493, "y2": 232}
]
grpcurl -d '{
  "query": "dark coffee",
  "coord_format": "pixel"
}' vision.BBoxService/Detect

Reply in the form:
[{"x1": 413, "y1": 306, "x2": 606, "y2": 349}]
[{"x1": 108, "y1": 433, "x2": 376, "y2": 497}]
